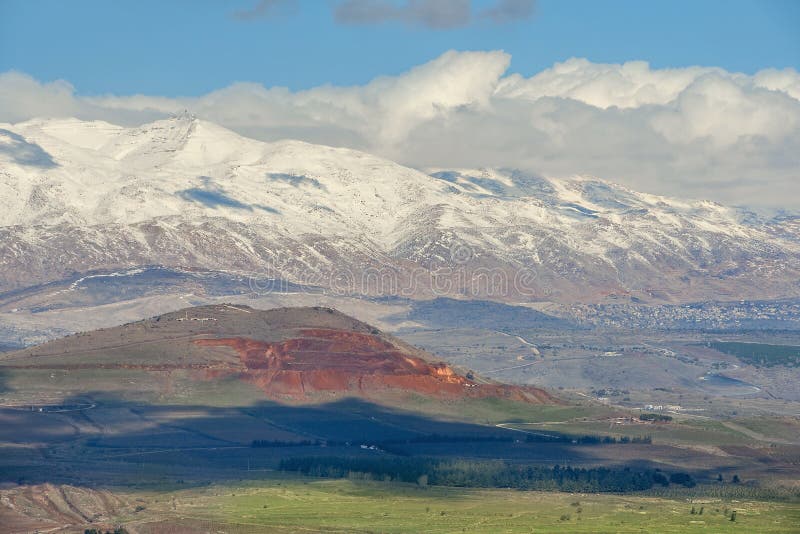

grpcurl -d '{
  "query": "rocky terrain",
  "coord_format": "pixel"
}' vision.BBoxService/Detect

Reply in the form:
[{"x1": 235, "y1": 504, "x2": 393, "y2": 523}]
[{"x1": 0, "y1": 483, "x2": 126, "y2": 533}]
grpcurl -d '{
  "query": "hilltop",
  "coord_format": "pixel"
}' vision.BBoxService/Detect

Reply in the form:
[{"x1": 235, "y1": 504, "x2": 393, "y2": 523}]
[{"x1": 0, "y1": 304, "x2": 553, "y2": 404}]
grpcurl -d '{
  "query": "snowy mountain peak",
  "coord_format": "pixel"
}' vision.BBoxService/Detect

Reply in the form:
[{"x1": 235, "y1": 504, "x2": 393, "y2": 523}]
[{"x1": 1, "y1": 117, "x2": 799, "y2": 304}]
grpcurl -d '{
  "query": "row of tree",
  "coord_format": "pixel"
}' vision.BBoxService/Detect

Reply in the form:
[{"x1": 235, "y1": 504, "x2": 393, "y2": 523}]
[
  {"x1": 280, "y1": 456, "x2": 694, "y2": 493},
  {"x1": 251, "y1": 432, "x2": 653, "y2": 449},
  {"x1": 639, "y1": 413, "x2": 673, "y2": 422}
]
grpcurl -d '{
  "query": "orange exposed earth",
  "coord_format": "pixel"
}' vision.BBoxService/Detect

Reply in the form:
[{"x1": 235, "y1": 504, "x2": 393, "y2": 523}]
[{"x1": 195, "y1": 328, "x2": 553, "y2": 403}]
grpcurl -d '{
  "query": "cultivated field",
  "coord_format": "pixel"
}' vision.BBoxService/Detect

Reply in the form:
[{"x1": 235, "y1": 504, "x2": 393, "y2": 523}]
[{"x1": 108, "y1": 478, "x2": 800, "y2": 533}]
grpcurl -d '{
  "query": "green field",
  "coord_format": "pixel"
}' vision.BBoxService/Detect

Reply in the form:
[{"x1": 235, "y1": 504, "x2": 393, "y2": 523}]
[
  {"x1": 399, "y1": 394, "x2": 617, "y2": 425},
  {"x1": 709, "y1": 341, "x2": 800, "y2": 367},
  {"x1": 507, "y1": 418, "x2": 757, "y2": 447},
  {"x1": 732, "y1": 416, "x2": 800, "y2": 444},
  {"x1": 118, "y1": 477, "x2": 800, "y2": 533}
]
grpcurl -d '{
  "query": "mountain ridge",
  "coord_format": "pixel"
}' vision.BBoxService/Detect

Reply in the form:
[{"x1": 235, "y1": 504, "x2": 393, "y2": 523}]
[{"x1": 2, "y1": 115, "x2": 799, "y2": 304}]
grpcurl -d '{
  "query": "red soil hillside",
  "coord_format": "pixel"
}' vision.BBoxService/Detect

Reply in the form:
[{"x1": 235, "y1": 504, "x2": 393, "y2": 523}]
[
  {"x1": 195, "y1": 327, "x2": 553, "y2": 402},
  {"x1": 0, "y1": 304, "x2": 556, "y2": 404}
]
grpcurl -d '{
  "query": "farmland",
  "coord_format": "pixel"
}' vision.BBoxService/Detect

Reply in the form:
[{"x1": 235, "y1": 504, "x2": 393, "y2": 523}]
[{"x1": 104, "y1": 478, "x2": 800, "y2": 533}]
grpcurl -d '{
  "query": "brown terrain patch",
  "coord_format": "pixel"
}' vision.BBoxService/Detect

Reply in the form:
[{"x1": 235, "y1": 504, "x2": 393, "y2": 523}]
[
  {"x1": 0, "y1": 483, "x2": 127, "y2": 533},
  {"x1": 194, "y1": 328, "x2": 554, "y2": 403}
]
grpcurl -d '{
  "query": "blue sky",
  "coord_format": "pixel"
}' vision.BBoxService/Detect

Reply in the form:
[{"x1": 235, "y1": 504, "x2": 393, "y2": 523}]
[{"x1": 1, "y1": 0, "x2": 798, "y2": 96}]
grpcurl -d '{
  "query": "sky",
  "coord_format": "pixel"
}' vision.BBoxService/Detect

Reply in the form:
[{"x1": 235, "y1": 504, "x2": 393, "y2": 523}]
[
  {"x1": 1, "y1": 0, "x2": 798, "y2": 95},
  {"x1": 1, "y1": 0, "x2": 799, "y2": 209}
]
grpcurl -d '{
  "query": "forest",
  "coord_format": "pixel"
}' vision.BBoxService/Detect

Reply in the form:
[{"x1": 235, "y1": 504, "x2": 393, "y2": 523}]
[{"x1": 279, "y1": 457, "x2": 694, "y2": 493}]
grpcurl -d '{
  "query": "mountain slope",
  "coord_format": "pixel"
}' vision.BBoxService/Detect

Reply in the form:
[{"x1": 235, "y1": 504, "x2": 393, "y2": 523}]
[{"x1": 2, "y1": 116, "x2": 799, "y2": 304}]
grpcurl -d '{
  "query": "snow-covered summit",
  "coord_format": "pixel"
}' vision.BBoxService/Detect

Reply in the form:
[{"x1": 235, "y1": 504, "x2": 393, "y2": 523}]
[{"x1": 1, "y1": 117, "x2": 798, "y2": 303}]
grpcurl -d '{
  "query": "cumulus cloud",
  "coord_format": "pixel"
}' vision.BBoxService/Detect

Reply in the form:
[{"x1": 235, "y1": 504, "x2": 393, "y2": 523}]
[
  {"x1": 1, "y1": 53, "x2": 799, "y2": 209},
  {"x1": 0, "y1": 72, "x2": 80, "y2": 123},
  {"x1": 496, "y1": 59, "x2": 724, "y2": 108}
]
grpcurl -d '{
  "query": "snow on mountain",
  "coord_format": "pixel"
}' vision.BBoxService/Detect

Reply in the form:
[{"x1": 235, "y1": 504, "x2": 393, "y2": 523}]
[{"x1": 1, "y1": 115, "x2": 799, "y2": 304}]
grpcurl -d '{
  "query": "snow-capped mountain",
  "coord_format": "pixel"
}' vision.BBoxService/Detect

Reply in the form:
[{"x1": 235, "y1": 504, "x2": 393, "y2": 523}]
[{"x1": 1, "y1": 114, "x2": 799, "y2": 304}]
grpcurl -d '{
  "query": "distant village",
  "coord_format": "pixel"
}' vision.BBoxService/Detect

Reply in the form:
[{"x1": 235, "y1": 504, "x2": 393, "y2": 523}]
[{"x1": 566, "y1": 299, "x2": 800, "y2": 330}]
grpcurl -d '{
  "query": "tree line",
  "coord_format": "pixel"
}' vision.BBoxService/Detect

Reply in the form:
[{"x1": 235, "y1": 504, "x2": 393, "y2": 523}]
[
  {"x1": 280, "y1": 456, "x2": 694, "y2": 493},
  {"x1": 252, "y1": 432, "x2": 653, "y2": 449},
  {"x1": 639, "y1": 413, "x2": 672, "y2": 422}
]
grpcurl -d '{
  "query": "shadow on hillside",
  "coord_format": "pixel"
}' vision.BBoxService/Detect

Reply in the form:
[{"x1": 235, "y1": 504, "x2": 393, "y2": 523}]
[
  {"x1": 0, "y1": 393, "x2": 618, "y2": 488},
  {"x1": 0, "y1": 129, "x2": 59, "y2": 168},
  {"x1": 392, "y1": 297, "x2": 575, "y2": 331}
]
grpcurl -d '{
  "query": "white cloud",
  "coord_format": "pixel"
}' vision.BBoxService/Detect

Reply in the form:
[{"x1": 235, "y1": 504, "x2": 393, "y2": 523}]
[
  {"x1": 497, "y1": 58, "x2": 724, "y2": 108},
  {"x1": 0, "y1": 72, "x2": 80, "y2": 123},
  {"x1": 1, "y1": 53, "x2": 798, "y2": 209},
  {"x1": 650, "y1": 73, "x2": 800, "y2": 146},
  {"x1": 753, "y1": 68, "x2": 800, "y2": 100}
]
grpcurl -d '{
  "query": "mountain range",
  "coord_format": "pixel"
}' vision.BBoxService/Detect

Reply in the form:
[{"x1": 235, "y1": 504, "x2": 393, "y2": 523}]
[{"x1": 2, "y1": 114, "x2": 799, "y2": 304}]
